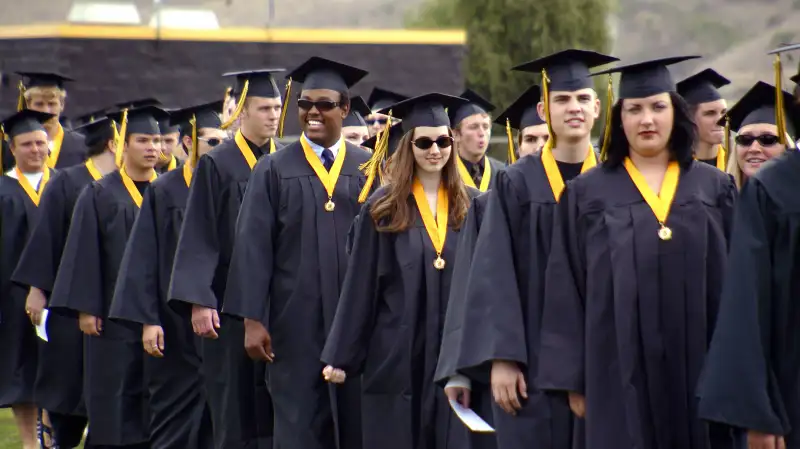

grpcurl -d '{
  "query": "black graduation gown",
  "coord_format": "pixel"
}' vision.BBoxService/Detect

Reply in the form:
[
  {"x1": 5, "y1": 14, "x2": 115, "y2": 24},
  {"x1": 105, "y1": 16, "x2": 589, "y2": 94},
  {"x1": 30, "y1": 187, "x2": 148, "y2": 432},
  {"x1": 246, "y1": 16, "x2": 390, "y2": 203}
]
[
  {"x1": 222, "y1": 141, "x2": 370, "y2": 449},
  {"x1": 696, "y1": 150, "x2": 800, "y2": 447},
  {"x1": 0, "y1": 169, "x2": 53, "y2": 407},
  {"x1": 434, "y1": 154, "x2": 574, "y2": 449},
  {"x1": 109, "y1": 167, "x2": 212, "y2": 449},
  {"x1": 48, "y1": 171, "x2": 150, "y2": 446},
  {"x1": 168, "y1": 137, "x2": 280, "y2": 449},
  {"x1": 11, "y1": 164, "x2": 98, "y2": 416},
  {"x1": 537, "y1": 161, "x2": 737, "y2": 449},
  {"x1": 321, "y1": 186, "x2": 477, "y2": 449}
]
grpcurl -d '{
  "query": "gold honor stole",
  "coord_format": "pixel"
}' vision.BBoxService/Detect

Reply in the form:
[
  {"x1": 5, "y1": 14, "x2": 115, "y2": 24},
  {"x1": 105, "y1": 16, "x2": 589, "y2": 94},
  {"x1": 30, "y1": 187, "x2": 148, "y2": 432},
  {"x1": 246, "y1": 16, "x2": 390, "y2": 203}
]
[
  {"x1": 693, "y1": 145, "x2": 726, "y2": 171},
  {"x1": 411, "y1": 178, "x2": 448, "y2": 270},
  {"x1": 15, "y1": 167, "x2": 51, "y2": 206},
  {"x1": 120, "y1": 166, "x2": 157, "y2": 208},
  {"x1": 45, "y1": 123, "x2": 65, "y2": 169},
  {"x1": 540, "y1": 139, "x2": 597, "y2": 201},
  {"x1": 300, "y1": 134, "x2": 345, "y2": 212},
  {"x1": 234, "y1": 130, "x2": 278, "y2": 170},
  {"x1": 85, "y1": 158, "x2": 103, "y2": 181},
  {"x1": 457, "y1": 156, "x2": 491, "y2": 192},
  {"x1": 623, "y1": 157, "x2": 680, "y2": 241}
]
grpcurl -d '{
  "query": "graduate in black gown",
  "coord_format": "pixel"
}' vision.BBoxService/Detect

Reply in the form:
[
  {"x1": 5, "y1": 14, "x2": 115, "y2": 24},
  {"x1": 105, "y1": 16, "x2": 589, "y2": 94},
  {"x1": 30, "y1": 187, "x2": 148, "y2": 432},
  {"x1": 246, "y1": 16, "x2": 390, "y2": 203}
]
[
  {"x1": 109, "y1": 101, "x2": 227, "y2": 449},
  {"x1": 435, "y1": 50, "x2": 618, "y2": 449},
  {"x1": 116, "y1": 99, "x2": 181, "y2": 174},
  {"x1": 168, "y1": 69, "x2": 285, "y2": 449},
  {"x1": 366, "y1": 87, "x2": 408, "y2": 137},
  {"x1": 12, "y1": 114, "x2": 118, "y2": 448},
  {"x1": 0, "y1": 110, "x2": 58, "y2": 449},
  {"x1": 450, "y1": 89, "x2": 504, "y2": 191},
  {"x1": 49, "y1": 106, "x2": 169, "y2": 448},
  {"x1": 536, "y1": 56, "x2": 738, "y2": 449},
  {"x1": 494, "y1": 85, "x2": 549, "y2": 161},
  {"x1": 222, "y1": 57, "x2": 370, "y2": 449},
  {"x1": 696, "y1": 65, "x2": 800, "y2": 449},
  {"x1": 342, "y1": 96, "x2": 371, "y2": 146},
  {"x1": 321, "y1": 93, "x2": 475, "y2": 449},
  {"x1": 675, "y1": 69, "x2": 731, "y2": 170}
]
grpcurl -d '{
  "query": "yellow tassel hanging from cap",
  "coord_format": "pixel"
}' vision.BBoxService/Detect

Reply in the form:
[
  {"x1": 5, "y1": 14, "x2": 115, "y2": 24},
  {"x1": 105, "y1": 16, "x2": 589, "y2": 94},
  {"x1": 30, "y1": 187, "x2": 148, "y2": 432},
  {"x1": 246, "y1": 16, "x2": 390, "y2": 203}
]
[
  {"x1": 358, "y1": 112, "x2": 393, "y2": 203},
  {"x1": 723, "y1": 114, "x2": 731, "y2": 162},
  {"x1": 190, "y1": 114, "x2": 199, "y2": 167},
  {"x1": 114, "y1": 109, "x2": 129, "y2": 168},
  {"x1": 774, "y1": 54, "x2": 788, "y2": 145},
  {"x1": 16, "y1": 81, "x2": 26, "y2": 112},
  {"x1": 0, "y1": 125, "x2": 5, "y2": 170},
  {"x1": 541, "y1": 69, "x2": 556, "y2": 148},
  {"x1": 599, "y1": 74, "x2": 614, "y2": 162},
  {"x1": 278, "y1": 78, "x2": 292, "y2": 139},
  {"x1": 505, "y1": 118, "x2": 517, "y2": 164},
  {"x1": 221, "y1": 80, "x2": 249, "y2": 130}
]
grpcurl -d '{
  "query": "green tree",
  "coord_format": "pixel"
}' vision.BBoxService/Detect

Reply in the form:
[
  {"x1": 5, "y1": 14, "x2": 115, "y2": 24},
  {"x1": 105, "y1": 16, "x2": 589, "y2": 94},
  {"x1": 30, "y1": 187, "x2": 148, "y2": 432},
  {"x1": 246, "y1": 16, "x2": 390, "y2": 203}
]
[{"x1": 407, "y1": 0, "x2": 613, "y2": 139}]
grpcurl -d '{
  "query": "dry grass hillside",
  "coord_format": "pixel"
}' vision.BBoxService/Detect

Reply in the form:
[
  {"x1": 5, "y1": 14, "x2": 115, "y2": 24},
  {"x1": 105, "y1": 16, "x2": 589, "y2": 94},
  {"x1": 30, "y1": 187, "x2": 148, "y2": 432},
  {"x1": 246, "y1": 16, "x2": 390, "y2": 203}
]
[{"x1": 3, "y1": 0, "x2": 799, "y2": 100}]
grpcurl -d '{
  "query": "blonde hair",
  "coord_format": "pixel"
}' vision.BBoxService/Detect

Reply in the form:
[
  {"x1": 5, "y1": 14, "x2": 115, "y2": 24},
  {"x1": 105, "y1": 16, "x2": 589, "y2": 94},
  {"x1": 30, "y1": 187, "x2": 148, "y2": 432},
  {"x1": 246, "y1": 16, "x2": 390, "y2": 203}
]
[
  {"x1": 24, "y1": 86, "x2": 66, "y2": 105},
  {"x1": 726, "y1": 131, "x2": 795, "y2": 190}
]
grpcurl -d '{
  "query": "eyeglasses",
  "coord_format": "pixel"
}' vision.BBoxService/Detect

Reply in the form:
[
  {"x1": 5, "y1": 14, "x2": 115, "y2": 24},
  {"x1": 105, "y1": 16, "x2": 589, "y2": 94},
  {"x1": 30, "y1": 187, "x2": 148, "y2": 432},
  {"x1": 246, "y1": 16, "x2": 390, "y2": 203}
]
[
  {"x1": 367, "y1": 118, "x2": 388, "y2": 126},
  {"x1": 198, "y1": 137, "x2": 223, "y2": 147},
  {"x1": 297, "y1": 99, "x2": 341, "y2": 112},
  {"x1": 412, "y1": 136, "x2": 454, "y2": 150},
  {"x1": 735, "y1": 134, "x2": 780, "y2": 147}
]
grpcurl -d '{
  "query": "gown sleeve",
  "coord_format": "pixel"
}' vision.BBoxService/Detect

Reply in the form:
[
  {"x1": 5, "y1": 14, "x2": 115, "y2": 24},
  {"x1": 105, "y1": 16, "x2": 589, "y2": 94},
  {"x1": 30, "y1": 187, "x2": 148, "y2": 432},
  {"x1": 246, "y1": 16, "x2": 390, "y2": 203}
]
[
  {"x1": 169, "y1": 154, "x2": 221, "y2": 309},
  {"x1": 48, "y1": 183, "x2": 104, "y2": 318},
  {"x1": 696, "y1": 179, "x2": 788, "y2": 436},
  {"x1": 536, "y1": 183, "x2": 587, "y2": 394},
  {"x1": 222, "y1": 157, "x2": 276, "y2": 321},
  {"x1": 109, "y1": 186, "x2": 161, "y2": 326},
  {"x1": 320, "y1": 200, "x2": 382, "y2": 375},
  {"x1": 12, "y1": 173, "x2": 69, "y2": 294}
]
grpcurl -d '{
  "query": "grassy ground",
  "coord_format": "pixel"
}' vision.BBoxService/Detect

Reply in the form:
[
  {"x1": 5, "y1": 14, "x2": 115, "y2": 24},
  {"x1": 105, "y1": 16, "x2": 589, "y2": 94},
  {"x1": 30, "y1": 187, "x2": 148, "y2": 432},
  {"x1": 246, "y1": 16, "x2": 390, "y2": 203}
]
[{"x1": 0, "y1": 409, "x2": 85, "y2": 448}]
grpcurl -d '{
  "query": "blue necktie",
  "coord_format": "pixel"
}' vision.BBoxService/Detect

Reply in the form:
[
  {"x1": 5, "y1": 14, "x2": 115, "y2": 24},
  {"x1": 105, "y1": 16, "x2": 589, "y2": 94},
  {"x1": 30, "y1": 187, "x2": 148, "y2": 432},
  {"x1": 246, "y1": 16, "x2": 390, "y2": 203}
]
[{"x1": 322, "y1": 149, "x2": 335, "y2": 171}]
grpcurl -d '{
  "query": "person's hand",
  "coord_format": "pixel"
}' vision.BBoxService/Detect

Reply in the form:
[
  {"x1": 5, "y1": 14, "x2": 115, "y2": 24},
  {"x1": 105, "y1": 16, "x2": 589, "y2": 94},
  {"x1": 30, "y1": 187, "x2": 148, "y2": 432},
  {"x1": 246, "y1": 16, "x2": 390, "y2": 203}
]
[
  {"x1": 244, "y1": 318, "x2": 274, "y2": 362},
  {"x1": 747, "y1": 430, "x2": 786, "y2": 449},
  {"x1": 444, "y1": 386, "x2": 471, "y2": 408},
  {"x1": 322, "y1": 365, "x2": 346, "y2": 383},
  {"x1": 143, "y1": 324, "x2": 165, "y2": 358},
  {"x1": 568, "y1": 392, "x2": 586, "y2": 418},
  {"x1": 191, "y1": 305, "x2": 220, "y2": 339},
  {"x1": 78, "y1": 313, "x2": 102, "y2": 336},
  {"x1": 25, "y1": 287, "x2": 47, "y2": 326},
  {"x1": 491, "y1": 360, "x2": 527, "y2": 415}
]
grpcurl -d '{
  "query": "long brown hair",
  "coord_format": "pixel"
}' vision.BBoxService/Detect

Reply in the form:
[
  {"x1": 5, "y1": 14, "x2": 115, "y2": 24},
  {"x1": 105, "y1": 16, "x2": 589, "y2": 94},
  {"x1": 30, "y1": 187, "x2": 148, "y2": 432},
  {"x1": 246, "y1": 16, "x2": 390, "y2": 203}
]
[{"x1": 370, "y1": 127, "x2": 470, "y2": 233}]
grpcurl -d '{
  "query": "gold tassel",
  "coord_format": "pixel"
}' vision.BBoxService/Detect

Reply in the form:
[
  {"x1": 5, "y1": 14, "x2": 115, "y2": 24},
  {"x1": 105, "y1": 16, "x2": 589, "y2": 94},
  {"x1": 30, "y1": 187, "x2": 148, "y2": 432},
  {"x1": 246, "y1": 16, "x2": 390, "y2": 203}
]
[
  {"x1": 505, "y1": 118, "x2": 517, "y2": 164},
  {"x1": 278, "y1": 78, "x2": 292, "y2": 139},
  {"x1": 775, "y1": 54, "x2": 788, "y2": 145},
  {"x1": 0, "y1": 125, "x2": 5, "y2": 170},
  {"x1": 600, "y1": 74, "x2": 614, "y2": 162},
  {"x1": 541, "y1": 69, "x2": 556, "y2": 148},
  {"x1": 358, "y1": 112, "x2": 393, "y2": 203},
  {"x1": 221, "y1": 80, "x2": 249, "y2": 130},
  {"x1": 190, "y1": 114, "x2": 198, "y2": 167},
  {"x1": 114, "y1": 109, "x2": 129, "y2": 168},
  {"x1": 16, "y1": 81, "x2": 26, "y2": 112},
  {"x1": 724, "y1": 115, "x2": 730, "y2": 158}
]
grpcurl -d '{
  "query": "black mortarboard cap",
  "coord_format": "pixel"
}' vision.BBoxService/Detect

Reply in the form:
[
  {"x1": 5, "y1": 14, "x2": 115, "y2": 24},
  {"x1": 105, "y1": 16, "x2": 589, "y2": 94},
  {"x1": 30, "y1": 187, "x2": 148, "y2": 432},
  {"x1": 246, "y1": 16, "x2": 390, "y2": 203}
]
[
  {"x1": 593, "y1": 56, "x2": 700, "y2": 99},
  {"x1": 494, "y1": 84, "x2": 545, "y2": 130},
  {"x1": 367, "y1": 87, "x2": 409, "y2": 111},
  {"x1": 722, "y1": 81, "x2": 799, "y2": 135},
  {"x1": 676, "y1": 68, "x2": 730, "y2": 105},
  {"x1": 74, "y1": 117, "x2": 116, "y2": 148},
  {"x1": 343, "y1": 96, "x2": 371, "y2": 128},
  {"x1": 115, "y1": 98, "x2": 162, "y2": 110},
  {"x1": 450, "y1": 89, "x2": 495, "y2": 126},
  {"x1": 108, "y1": 105, "x2": 169, "y2": 136},
  {"x1": 287, "y1": 57, "x2": 368, "y2": 92},
  {"x1": 170, "y1": 100, "x2": 224, "y2": 137},
  {"x1": 222, "y1": 69, "x2": 284, "y2": 99},
  {"x1": 378, "y1": 93, "x2": 469, "y2": 133},
  {"x1": 75, "y1": 107, "x2": 111, "y2": 126},
  {"x1": 512, "y1": 49, "x2": 619, "y2": 91},
  {"x1": 159, "y1": 109, "x2": 181, "y2": 135},
  {"x1": 362, "y1": 122, "x2": 404, "y2": 156},
  {"x1": 17, "y1": 72, "x2": 74, "y2": 89},
  {"x1": 2, "y1": 109, "x2": 54, "y2": 139}
]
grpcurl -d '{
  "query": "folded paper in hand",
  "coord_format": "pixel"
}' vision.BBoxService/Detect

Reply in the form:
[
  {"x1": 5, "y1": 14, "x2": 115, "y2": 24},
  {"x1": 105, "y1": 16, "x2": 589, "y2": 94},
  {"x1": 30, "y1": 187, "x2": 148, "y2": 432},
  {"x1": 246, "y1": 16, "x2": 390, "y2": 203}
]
[{"x1": 448, "y1": 399, "x2": 495, "y2": 433}]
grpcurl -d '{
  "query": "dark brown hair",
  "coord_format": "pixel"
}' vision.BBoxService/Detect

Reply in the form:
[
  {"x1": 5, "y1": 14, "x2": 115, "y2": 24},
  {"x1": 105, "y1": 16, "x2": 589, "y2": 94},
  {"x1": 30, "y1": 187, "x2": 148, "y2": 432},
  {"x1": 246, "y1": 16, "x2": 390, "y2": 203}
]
[{"x1": 369, "y1": 128, "x2": 470, "y2": 233}]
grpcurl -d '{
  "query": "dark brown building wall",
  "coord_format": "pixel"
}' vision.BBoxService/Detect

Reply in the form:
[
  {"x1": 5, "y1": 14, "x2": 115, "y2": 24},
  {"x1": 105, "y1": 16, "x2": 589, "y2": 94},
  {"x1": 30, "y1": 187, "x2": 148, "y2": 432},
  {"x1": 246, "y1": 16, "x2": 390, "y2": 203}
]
[{"x1": 0, "y1": 30, "x2": 465, "y2": 135}]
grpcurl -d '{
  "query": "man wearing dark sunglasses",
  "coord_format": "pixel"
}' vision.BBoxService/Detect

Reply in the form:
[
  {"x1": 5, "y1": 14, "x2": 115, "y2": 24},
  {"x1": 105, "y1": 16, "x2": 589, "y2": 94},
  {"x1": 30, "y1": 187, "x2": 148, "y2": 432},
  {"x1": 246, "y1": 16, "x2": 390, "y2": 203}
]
[
  {"x1": 223, "y1": 56, "x2": 371, "y2": 449},
  {"x1": 169, "y1": 69, "x2": 285, "y2": 449},
  {"x1": 366, "y1": 87, "x2": 408, "y2": 137}
]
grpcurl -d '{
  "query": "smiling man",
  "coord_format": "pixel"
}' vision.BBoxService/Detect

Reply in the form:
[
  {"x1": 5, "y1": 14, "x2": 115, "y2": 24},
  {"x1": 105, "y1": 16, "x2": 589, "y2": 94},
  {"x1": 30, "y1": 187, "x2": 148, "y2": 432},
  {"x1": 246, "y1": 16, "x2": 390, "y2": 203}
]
[
  {"x1": 676, "y1": 69, "x2": 730, "y2": 170},
  {"x1": 451, "y1": 88, "x2": 504, "y2": 191},
  {"x1": 223, "y1": 56, "x2": 370, "y2": 449},
  {"x1": 168, "y1": 69, "x2": 284, "y2": 449}
]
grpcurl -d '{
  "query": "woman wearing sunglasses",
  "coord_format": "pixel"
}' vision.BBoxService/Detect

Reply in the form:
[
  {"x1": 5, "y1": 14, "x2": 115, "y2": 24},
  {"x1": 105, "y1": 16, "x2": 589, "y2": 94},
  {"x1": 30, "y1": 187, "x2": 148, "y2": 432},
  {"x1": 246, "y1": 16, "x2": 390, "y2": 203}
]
[
  {"x1": 725, "y1": 81, "x2": 797, "y2": 190},
  {"x1": 321, "y1": 93, "x2": 475, "y2": 449}
]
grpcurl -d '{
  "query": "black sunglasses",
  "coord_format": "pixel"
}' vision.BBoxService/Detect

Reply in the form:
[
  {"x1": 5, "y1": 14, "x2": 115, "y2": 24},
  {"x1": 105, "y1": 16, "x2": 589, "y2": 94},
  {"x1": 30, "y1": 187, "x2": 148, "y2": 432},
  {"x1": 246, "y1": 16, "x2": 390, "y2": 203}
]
[
  {"x1": 198, "y1": 137, "x2": 222, "y2": 147},
  {"x1": 297, "y1": 99, "x2": 341, "y2": 112},
  {"x1": 367, "y1": 118, "x2": 388, "y2": 126},
  {"x1": 735, "y1": 134, "x2": 780, "y2": 147},
  {"x1": 412, "y1": 136, "x2": 454, "y2": 150}
]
